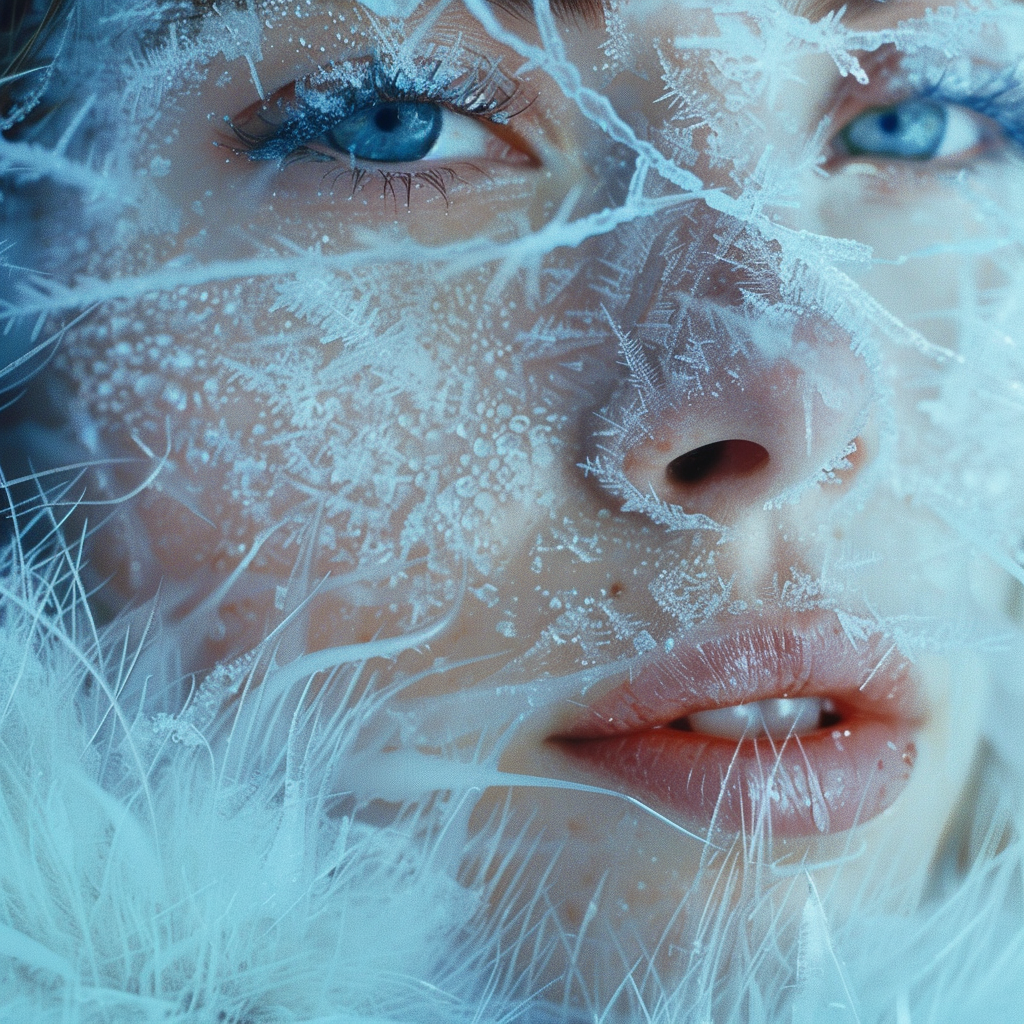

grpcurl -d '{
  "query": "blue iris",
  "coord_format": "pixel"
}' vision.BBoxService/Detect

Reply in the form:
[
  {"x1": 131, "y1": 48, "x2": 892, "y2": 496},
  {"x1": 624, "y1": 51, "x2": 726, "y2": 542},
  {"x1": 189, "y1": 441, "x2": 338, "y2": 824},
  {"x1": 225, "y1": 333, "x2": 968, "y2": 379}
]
[
  {"x1": 839, "y1": 99, "x2": 948, "y2": 160},
  {"x1": 324, "y1": 101, "x2": 443, "y2": 162}
]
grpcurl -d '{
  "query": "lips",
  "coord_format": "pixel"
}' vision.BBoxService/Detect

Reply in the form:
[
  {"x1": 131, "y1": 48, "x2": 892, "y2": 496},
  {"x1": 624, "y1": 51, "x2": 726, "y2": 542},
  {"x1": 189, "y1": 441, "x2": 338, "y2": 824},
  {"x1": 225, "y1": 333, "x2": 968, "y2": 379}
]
[{"x1": 548, "y1": 616, "x2": 923, "y2": 838}]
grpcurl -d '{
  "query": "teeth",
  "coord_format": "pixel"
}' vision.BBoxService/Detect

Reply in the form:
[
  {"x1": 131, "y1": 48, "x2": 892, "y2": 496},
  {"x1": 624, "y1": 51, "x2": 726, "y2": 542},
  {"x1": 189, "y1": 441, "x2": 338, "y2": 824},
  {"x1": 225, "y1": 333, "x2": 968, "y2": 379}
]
[{"x1": 685, "y1": 697, "x2": 837, "y2": 741}]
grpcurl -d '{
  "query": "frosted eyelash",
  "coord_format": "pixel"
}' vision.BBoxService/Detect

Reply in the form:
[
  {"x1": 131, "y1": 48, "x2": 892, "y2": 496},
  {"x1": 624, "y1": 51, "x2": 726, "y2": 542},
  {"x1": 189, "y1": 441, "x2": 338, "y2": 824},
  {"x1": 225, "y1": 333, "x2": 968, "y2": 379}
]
[
  {"x1": 900, "y1": 57, "x2": 1024, "y2": 155},
  {"x1": 229, "y1": 53, "x2": 529, "y2": 166},
  {"x1": 934, "y1": 69, "x2": 1024, "y2": 153}
]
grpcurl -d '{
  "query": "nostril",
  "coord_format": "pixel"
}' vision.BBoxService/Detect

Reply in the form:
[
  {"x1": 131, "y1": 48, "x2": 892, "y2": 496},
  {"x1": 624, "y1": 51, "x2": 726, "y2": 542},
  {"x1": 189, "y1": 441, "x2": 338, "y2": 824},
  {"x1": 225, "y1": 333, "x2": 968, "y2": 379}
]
[{"x1": 666, "y1": 439, "x2": 770, "y2": 486}]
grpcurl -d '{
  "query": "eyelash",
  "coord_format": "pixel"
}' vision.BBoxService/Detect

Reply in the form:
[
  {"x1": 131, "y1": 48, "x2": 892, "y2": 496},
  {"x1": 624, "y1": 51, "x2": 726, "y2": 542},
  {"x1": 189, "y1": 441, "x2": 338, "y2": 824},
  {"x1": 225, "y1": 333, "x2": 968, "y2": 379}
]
[
  {"x1": 937, "y1": 67, "x2": 1024, "y2": 155},
  {"x1": 227, "y1": 54, "x2": 529, "y2": 205}
]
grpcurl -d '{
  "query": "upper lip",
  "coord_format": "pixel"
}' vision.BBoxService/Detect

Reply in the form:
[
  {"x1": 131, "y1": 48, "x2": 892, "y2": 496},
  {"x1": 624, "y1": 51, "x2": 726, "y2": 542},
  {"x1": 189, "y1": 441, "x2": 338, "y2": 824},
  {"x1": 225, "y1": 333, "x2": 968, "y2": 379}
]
[{"x1": 553, "y1": 612, "x2": 924, "y2": 740}]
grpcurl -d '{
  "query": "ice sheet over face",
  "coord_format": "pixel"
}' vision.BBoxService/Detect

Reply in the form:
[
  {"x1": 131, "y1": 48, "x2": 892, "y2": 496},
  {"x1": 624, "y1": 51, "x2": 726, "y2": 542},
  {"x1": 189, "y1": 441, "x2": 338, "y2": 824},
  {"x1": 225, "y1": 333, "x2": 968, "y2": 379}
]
[{"x1": 2, "y1": 0, "x2": 1024, "y2": 1017}]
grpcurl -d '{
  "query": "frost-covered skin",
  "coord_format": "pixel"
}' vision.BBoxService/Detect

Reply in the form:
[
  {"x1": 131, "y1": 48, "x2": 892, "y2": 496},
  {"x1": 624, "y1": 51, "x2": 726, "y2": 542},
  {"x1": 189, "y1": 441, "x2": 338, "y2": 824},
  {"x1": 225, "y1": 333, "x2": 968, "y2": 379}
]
[{"x1": 5, "y1": 0, "x2": 1024, "y2": 1011}]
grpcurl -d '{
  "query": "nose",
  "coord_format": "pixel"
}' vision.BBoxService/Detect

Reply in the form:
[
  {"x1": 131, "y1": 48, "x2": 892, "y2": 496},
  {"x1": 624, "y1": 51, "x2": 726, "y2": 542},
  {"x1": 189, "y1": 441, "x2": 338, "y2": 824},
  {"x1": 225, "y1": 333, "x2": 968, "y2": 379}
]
[
  {"x1": 585, "y1": 247, "x2": 874, "y2": 523},
  {"x1": 616, "y1": 352, "x2": 870, "y2": 519}
]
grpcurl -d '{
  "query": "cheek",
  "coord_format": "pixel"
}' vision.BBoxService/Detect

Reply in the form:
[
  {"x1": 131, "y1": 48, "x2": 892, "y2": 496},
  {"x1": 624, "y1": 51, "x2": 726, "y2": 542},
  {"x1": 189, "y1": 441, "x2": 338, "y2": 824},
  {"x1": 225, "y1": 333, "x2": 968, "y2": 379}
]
[
  {"x1": 53, "y1": 266, "x2": 591, "y2": 629},
  {"x1": 810, "y1": 165, "x2": 1024, "y2": 338},
  {"x1": 806, "y1": 165, "x2": 1024, "y2": 531}
]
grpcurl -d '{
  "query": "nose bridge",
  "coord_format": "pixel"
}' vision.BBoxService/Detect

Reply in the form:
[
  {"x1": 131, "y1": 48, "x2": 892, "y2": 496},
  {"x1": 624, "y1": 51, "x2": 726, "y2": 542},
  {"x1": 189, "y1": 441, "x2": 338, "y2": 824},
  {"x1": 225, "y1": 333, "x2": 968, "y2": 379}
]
[
  {"x1": 665, "y1": 230, "x2": 763, "y2": 311},
  {"x1": 584, "y1": 211, "x2": 875, "y2": 524}
]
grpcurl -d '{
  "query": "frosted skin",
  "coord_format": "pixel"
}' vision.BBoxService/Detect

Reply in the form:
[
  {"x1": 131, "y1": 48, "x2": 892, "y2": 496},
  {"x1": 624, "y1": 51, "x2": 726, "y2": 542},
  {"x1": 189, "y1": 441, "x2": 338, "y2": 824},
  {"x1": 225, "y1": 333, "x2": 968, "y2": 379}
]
[{"x1": 4, "y1": 0, "x2": 1023, "y2": 1010}]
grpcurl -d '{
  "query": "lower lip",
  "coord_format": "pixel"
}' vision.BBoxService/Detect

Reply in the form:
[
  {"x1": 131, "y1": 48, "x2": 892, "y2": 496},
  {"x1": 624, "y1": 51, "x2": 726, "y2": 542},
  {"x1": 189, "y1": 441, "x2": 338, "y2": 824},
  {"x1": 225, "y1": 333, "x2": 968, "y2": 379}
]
[
  {"x1": 549, "y1": 622, "x2": 922, "y2": 838},
  {"x1": 555, "y1": 717, "x2": 918, "y2": 837}
]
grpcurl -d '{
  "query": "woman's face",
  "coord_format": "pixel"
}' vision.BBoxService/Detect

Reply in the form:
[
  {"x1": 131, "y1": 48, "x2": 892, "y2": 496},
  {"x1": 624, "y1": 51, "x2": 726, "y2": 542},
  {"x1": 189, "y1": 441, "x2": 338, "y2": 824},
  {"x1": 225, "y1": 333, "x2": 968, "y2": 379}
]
[{"x1": 13, "y1": 0, "x2": 1024, "y2": 1006}]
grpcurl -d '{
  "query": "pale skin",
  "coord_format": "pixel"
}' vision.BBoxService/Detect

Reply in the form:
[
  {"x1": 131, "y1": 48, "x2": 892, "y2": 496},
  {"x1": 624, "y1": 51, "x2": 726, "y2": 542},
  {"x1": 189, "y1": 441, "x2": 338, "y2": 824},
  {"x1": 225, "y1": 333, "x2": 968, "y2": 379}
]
[{"x1": 13, "y1": 0, "x2": 1024, "y2": 1005}]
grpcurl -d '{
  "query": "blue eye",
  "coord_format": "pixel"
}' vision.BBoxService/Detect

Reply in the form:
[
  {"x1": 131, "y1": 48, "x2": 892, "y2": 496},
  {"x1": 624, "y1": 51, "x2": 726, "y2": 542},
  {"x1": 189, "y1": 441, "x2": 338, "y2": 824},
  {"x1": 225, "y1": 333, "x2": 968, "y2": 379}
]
[
  {"x1": 835, "y1": 97, "x2": 990, "y2": 163},
  {"x1": 838, "y1": 99, "x2": 948, "y2": 160},
  {"x1": 231, "y1": 59, "x2": 533, "y2": 179},
  {"x1": 324, "y1": 101, "x2": 443, "y2": 162}
]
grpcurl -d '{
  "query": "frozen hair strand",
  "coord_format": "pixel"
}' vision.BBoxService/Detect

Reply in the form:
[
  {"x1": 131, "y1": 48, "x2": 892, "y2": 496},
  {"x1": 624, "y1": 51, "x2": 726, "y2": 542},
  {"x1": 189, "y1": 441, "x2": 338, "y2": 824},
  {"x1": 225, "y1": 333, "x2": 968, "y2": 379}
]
[{"x1": 0, "y1": 0, "x2": 71, "y2": 128}]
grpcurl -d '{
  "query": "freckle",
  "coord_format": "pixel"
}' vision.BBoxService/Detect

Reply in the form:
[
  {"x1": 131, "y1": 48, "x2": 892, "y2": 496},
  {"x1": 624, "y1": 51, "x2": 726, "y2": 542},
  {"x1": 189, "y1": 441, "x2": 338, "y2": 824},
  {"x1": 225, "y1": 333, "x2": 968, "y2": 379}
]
[
  {"x1": 567, "y1": 817, "x2": 587, "y2": 834},
  {"x1": 902, "y1": 742, "x2": 917, "y2": 767},
  {"x1": 877, "y1": 759, "x2": 885, "y2": 771},
  {"x1": 610, "y1": 582, "x2": 624, "y2": 597}
]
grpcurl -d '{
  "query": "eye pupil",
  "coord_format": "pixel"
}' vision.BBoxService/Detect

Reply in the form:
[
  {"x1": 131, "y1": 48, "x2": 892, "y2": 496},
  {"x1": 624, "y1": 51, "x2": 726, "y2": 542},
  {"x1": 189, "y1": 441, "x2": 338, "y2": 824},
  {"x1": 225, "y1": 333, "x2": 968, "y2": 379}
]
[
  {"x1": 879, "y1": 111, "x2": 900, "y2": 134},
  {"x1": 373, "y1": 104, "x2": 401, "y2": 133}
]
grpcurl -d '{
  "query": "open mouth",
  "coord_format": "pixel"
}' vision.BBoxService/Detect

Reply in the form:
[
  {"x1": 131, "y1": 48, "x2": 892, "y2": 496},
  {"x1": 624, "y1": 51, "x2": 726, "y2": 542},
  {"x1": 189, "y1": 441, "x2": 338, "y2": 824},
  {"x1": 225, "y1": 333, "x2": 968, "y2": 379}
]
[{"x1": 548, "y1": 617, "x2": 923, "y2": 838}]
